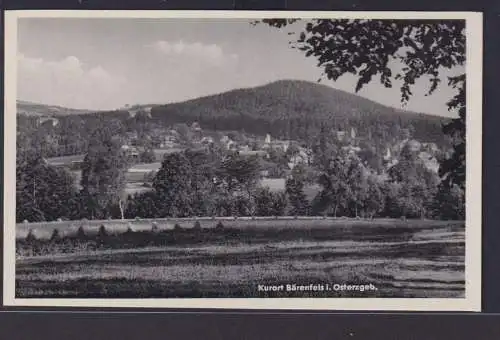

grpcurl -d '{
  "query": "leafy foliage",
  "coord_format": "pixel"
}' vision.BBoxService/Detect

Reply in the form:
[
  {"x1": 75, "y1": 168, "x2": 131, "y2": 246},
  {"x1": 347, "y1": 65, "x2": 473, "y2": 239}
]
[
  {"x1": 16, "y1": 153, "x2": 79, "y2": 222},
  {"x1": 386, "y1": 145, "x2": 440, "y2": 218},
  {"x1": 79, "y1": 119, "x2": 129, "y2": 219},
  {"x1": 254, "y1": 188, "x2": 287, "y2": 216}
]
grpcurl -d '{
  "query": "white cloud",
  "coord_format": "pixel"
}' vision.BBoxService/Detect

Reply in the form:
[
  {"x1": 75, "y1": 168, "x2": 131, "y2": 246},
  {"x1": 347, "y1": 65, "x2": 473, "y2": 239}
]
[
  {"x1": 17, "y1": 54, "x2": 126, "y2": 110},
  {"x1": 149, "y1": 40, "x2": 238, "y2": 67}
]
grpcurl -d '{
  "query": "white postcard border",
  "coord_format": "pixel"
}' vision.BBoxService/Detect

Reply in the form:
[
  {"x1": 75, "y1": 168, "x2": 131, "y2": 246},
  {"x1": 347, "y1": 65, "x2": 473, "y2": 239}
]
[{"x1": 3, "y1": 10, "x2": 483, "y2": 311}]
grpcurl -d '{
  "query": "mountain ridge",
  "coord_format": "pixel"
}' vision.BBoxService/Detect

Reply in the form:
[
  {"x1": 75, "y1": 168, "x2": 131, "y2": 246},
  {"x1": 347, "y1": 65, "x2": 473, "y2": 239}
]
[{"x1": 16, "y1": 79, "x2": 452, "y2": 119}]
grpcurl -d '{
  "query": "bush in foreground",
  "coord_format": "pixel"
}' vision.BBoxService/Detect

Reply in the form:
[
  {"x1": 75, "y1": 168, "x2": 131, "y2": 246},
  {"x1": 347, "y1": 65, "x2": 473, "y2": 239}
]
[
  {"x1": 215, "y1": 221, "x2": 224, "y2": 231},
  {"x1": 193, "y1": 221, "x2": 202, "y2": 231}
]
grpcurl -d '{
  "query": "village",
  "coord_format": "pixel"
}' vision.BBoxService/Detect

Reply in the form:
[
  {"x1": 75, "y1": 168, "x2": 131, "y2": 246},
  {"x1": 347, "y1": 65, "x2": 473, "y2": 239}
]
[{"x1": 42, "y1": 112, "x2": 442, "y2": 199}]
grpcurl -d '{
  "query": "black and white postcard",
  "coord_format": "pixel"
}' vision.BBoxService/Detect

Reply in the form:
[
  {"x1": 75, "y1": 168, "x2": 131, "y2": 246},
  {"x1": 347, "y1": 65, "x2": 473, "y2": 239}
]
[{"x1": 3, "y1": 10, "x2": 482, "y2": 311}]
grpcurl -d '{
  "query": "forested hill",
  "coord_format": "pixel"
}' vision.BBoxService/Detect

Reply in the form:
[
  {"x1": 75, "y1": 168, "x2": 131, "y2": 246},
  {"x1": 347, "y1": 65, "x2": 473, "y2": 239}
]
[{"x1": 149, "y1": 80, "x2": 450, "y2": 144}]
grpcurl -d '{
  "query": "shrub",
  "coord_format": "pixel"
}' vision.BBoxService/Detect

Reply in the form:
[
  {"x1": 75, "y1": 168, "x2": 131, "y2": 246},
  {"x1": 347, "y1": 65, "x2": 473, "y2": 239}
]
[
  {"x1": 76, "y1": 226, "x2": 86, "y2": 239},
  {"x1": 98, "y1": 225, "x2": 108, "y2": 238},
  {"x1": 193, "y1": 221, "x2": 202, "y2": 230},
  {"x1": 26, "y1": 229, "x2": 36, "y2": 243},
  {"x1": 140, "y1": 149, "x2": 157, "y2": 164},
  {"x1": 255, "y1": 188, "x2": 287, "y2": 217},
  {"x1": 50, "y1": 229, "x2": 61, "y2": 242},
  {"x1": 215, "y1": 221, "x2": 224, "y2": 231}
]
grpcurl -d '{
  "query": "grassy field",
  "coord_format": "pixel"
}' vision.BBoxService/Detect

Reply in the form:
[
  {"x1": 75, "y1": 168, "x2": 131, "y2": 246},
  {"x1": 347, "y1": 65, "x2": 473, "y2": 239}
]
[{"x1": 15, "y1": 219, "x2": 465, "y2": 299}]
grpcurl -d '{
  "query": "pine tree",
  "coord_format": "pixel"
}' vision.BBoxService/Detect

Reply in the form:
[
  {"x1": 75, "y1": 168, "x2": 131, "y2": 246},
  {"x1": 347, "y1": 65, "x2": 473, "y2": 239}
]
[
  {"x1": 286, "y1": 166, "x2": 310, "y2": 216},
  {"x1": 153, "y1": 152, "x2": 193, "y2": 217}
]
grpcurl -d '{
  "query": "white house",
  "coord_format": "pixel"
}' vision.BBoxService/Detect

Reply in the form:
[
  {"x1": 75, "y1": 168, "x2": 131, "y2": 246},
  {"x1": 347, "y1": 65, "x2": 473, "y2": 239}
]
[
  {"x1": 265, "y1": 133, "x2": 272, "y2": 144},
  {"x1": 200, "y1": 136, "x2": 214, "y2": 145},
  {"x1": 383, "y1": 147, "x2": 392, "y2": 161}
]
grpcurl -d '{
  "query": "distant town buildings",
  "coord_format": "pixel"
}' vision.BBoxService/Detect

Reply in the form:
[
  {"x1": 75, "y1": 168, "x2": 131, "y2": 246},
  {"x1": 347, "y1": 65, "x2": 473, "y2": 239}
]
[
  {"x1": 265, "y1": 133, "x2": 271, "y2": 145},
  {"x1": 341, "y1": 144, "x2": 362, "y2": 155},
  {"x1": 220, "y1": 135, "x2": 237, "y2": 150},
  {"x1": 36, "y1": 117, "x2": 59, "y2": 127},
  {"x1": 125, "y1": 105, "x2": 154, "y2": 118},
  {"x1": 288, "y1": 149, "x2": 310, "y2": 170},
  {"x1": 121, "y1": 145, "x2": 140, "y2": 159},
  {"x1": 335, "y1": 130, "x2": 346, "y2": 141}
]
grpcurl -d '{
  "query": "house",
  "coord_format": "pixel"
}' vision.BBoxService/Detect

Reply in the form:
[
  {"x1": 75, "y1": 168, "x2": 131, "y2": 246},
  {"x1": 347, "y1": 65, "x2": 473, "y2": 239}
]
[
  {"x1": 422, "y1": 142, "x2": 439, "y2": 154},
  {"x1": 37, "y1": 117, "x2": 59, "y2": 127},
  {"x1": 407, "y1": 139, "x2": 422, "y2": 152},
  {"x1": 191, "y1": 121, "x2": 202, "y2": 132},
  {"x1": 125, "y1": 131, "x2": 138, "y2": 140},
  {"x1": 350, "y1": 127, "x2": 356, "y2": 140},
  {"x1": 419, "y1": 151, "x2": 440, "y2": 173},
  {"x1": 45, "y1": 154, "x2": 85, "y2": 169},
  {"x1": 126, "y1": 105, "x2": 153, "y2": 118},
  {"x1": 239, "y1": 150, "x2": 268, "y2": 158},
  {"x1": 287, "y1": 147, "x2": 312, "y2": 169},
  {"x1": 272, "y1": 140, "x2": 290, "y2": 153},
  {"x1": 265, "y1": 134, "x2": 272, "y2": 145},
  {"x1": 220, "y1": 135, "x2": 237, "y2": 150},
  {"x1": 383, "y1": 147, "x2": 392, "y2": 161},
  {"x1": 335, "y1": 130, "x2": 346, "y2": 141},
  {"x1": 341, "y1": 144, "x2": 361, "y2": 155},
  {"x1": 239, "y1": 144, "x2": 251, "y2": 153},
  {"x1": 121, "y1": 145, "x2": 140, "y2": 159},
  {"x1": 200, "y1": 136, "x2": 214, "y2": 145}
]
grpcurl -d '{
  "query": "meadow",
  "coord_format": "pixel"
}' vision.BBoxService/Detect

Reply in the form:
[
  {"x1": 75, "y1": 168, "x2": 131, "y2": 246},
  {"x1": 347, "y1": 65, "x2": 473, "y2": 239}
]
[{"x1": 15, "y1": 218, "x2": 465, "y2": 299}]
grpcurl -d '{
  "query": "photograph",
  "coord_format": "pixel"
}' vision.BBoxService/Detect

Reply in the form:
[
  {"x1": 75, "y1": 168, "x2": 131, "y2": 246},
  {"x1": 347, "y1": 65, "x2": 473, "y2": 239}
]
[{"x1": 3, "y1": 10, "x2": 482, "y2": 310}]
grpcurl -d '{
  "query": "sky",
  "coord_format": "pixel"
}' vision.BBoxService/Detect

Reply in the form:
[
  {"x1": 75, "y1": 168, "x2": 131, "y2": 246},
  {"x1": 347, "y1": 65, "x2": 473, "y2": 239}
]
[{"x1": 17, "y1": 18, "x2": 463, "y2": 117}]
